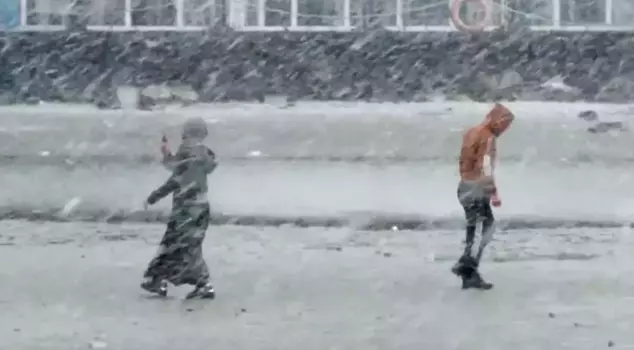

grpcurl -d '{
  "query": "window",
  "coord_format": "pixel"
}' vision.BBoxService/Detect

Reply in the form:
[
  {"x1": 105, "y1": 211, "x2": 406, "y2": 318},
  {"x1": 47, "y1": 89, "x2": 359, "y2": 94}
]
[
  {"x1": 246, "y1": 0, "x2": 257, "y2": 25},
  {"x1": 246, "y1": 0, "x2": 258, "y2": 25},
  {"x1": 297, "y1": 0, "x2": 345, "y2": 26},
  {"x1": 560, "y1": 0, "x2": 605, "y2": 24},
  {"x1": 131, "y1": 0, "x2": 176, "y2": 25},
  {"x1": 25, "y1": 0, "x2": 126, "y2": 27},
  {"x1": 403, "y1": 0, "x2": 450, "y2": 26},
  {"x1": 246, "y1": 0, "x2": 291, "y2": 26},
  {"x1": 351, "y1": 0, "x2": 397, "y2": 27},
  {"x1": 265, "y1": 0, "x2": 291, "y2": 26},
  {"x1": 184, "y1": 0, "x2": 226, "y2": 26},
  {"x1": 85, "y1": 0, "x2": 126, "y2": 25},
  {"x1": 504, "y1": 0, "x2": 554, "y2": 26},
  {"x1": 0, "y1": 0, "x2": 20, "y2": 29},
  {"x1": 27, "y1": 0, "x2": 68, "y2": 25},
  {"x1": 612, "y1": 0, "x2": 634, "y2": 26}
]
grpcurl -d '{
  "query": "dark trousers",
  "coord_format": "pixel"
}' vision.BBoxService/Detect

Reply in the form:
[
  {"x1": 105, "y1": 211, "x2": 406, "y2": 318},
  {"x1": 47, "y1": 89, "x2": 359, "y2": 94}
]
[{"x1": 456, "y1": 181, "x2": 496, "y2": 271}]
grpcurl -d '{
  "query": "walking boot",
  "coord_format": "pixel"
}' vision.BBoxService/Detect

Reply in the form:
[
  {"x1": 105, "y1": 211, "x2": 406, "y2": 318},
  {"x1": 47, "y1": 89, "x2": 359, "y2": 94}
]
[
  {"x1": 462, "y1": 270, "x2": 493, "y2": 290},
  {"x1": 451, "y1": 255, "x2": 478, "y2": 277},
  {"x1": 185, "y1": 282, "x2": 215, "y2": 300},
  {"x1": 141, "y1": 278, "x2": 168, "y2": 297}
]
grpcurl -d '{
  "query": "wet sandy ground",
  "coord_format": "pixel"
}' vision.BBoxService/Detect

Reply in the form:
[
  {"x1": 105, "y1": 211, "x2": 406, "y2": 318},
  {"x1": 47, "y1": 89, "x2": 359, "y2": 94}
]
[
  {"x1": 1, "y1": 101, "x2": 634, "y2": 224},
  {"x1": 0, "y1": 101, "x2": 631, "y2": 163},
  {"x1": 2, "y1": 220, "x2": 634, "y2": 350}
]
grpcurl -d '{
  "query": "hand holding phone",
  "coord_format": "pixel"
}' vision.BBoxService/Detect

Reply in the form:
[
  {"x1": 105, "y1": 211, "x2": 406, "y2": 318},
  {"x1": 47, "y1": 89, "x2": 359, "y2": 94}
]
[{"x1": 160, "y1": 135, "x2": 172, "y2": 157}]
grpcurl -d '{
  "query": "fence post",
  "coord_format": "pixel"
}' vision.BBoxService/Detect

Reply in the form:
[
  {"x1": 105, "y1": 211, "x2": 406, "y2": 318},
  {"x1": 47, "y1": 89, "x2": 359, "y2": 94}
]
[
  {"x1": 343, "y1": 0, "x2": 350, "y2": 27},
  {"x1": 290, "y1": 0, "x2": 297, "y2": 27},
  {"x1": 19, "y1": 0, "x2": 27, "y2": 27},
  {"x1": 395, "y1": 0, "x2": 403, "y2": 29},
  {"x1": 176, "y1": 0, "x2": 185, "y2": 27},
  {"x1": 125, "y1": 0, "x2": 132, "y2": 28},
  {"x1": 552, "y1": 0, "x2": 560, "y2": 28},
  {"x1": 257, "y1": 0, "x2": 265, "y2": 26}
]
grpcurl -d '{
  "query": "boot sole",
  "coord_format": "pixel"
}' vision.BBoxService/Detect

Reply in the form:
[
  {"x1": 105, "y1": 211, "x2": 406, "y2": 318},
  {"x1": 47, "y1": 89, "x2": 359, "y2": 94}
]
[
  {"x1": 462, "y1": 284, "x2": 494, "y2": 290},
  {"x1": 185, "y1": 293, "x2": 215, "y2": 300},
  {"x1": 141, "y1": 284, "x2": 168, "y2": 297},
  {"x1": 185, "y1": 290, "x2": 215, "y2": 300}
]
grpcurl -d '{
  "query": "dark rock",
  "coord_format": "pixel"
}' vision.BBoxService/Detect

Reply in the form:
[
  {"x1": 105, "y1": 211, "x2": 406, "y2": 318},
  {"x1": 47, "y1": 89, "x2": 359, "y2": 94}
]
[
  {"x1": 137, "y1": 93, "x2": 155, "y2": 110},
  {"x1": 588, "y1": 121, "x2": 627, "y2": 133},
  {"x1": 578, "y1": 110, "x2": 599, "y2": 121},
  {"x1": 0, "y1": 30, "x2": 632, "y2": 106}
]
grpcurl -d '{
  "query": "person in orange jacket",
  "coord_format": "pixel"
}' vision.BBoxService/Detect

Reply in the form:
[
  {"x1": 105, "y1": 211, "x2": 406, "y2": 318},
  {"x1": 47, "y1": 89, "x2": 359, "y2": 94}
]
[{"x1": 451, "y1": 103, "x2": 514, "y2": 290}]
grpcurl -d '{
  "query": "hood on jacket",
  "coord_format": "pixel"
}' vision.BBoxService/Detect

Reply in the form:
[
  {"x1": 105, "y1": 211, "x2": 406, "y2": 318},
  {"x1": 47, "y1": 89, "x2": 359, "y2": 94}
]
[
  {"x1": 181, "y1": 117, "x2": 208, "y2": 142},
  {"x1": 484, "y1": 103, "x2": 514, "y2": 136}
]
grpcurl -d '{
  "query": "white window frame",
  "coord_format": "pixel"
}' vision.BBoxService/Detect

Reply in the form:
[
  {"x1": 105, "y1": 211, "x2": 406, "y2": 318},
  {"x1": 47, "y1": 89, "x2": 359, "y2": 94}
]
[{"x1": 9, "y1": 0, "x2": 634, "y2": 31}]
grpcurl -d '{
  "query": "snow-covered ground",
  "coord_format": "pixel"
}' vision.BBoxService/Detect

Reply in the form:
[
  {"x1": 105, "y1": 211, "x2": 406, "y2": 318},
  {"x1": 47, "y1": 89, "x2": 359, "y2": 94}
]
[
  {"x1": 2, "y1": 101, "x2": 634, "y2": 348},
  {"x1": 1, "y1": 220, "x2": 633, "y2": 350}
]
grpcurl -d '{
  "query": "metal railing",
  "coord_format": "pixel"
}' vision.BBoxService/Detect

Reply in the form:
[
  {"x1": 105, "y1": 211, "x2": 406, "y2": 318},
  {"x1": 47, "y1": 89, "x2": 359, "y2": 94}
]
[{"x1": 0, "y1": 0, "x2": 632, "y2": 31}]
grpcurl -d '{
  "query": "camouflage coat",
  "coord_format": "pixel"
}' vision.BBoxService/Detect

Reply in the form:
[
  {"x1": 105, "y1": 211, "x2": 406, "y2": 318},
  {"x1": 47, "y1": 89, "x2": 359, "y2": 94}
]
[{"x1": 143, "y1": 141, "x2": 217, "y2": 286}]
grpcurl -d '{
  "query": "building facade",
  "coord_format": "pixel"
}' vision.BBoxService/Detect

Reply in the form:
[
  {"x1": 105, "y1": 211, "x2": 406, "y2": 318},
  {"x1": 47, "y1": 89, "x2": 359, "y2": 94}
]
[{"x1": 1, "y1": 0, "x2": 633, "y2": 31}]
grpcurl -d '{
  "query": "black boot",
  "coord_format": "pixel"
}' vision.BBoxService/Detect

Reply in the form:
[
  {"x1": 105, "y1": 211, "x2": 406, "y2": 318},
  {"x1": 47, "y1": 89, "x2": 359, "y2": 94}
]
[
  {"x1": 451, "y1": 255, "x2": 493, "y2": 290},
  {"x1": 462, "y1": 270, "x2": 493, "y2": 290},
  {"x1": 141, "y1": 278, "x2": 168, "y2": 297},
  {"x1": 185, "y1": 282, "x2": 215, "y2": 300},
  {"x1": 451, "y1": 255, "x2": 478, "y2": 277}
]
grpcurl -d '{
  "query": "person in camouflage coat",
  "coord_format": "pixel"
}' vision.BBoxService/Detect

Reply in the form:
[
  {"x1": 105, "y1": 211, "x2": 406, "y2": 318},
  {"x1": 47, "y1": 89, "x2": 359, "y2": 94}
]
[{"x1": 141, "y1": 117, "x2": 218, "y2": 299}]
